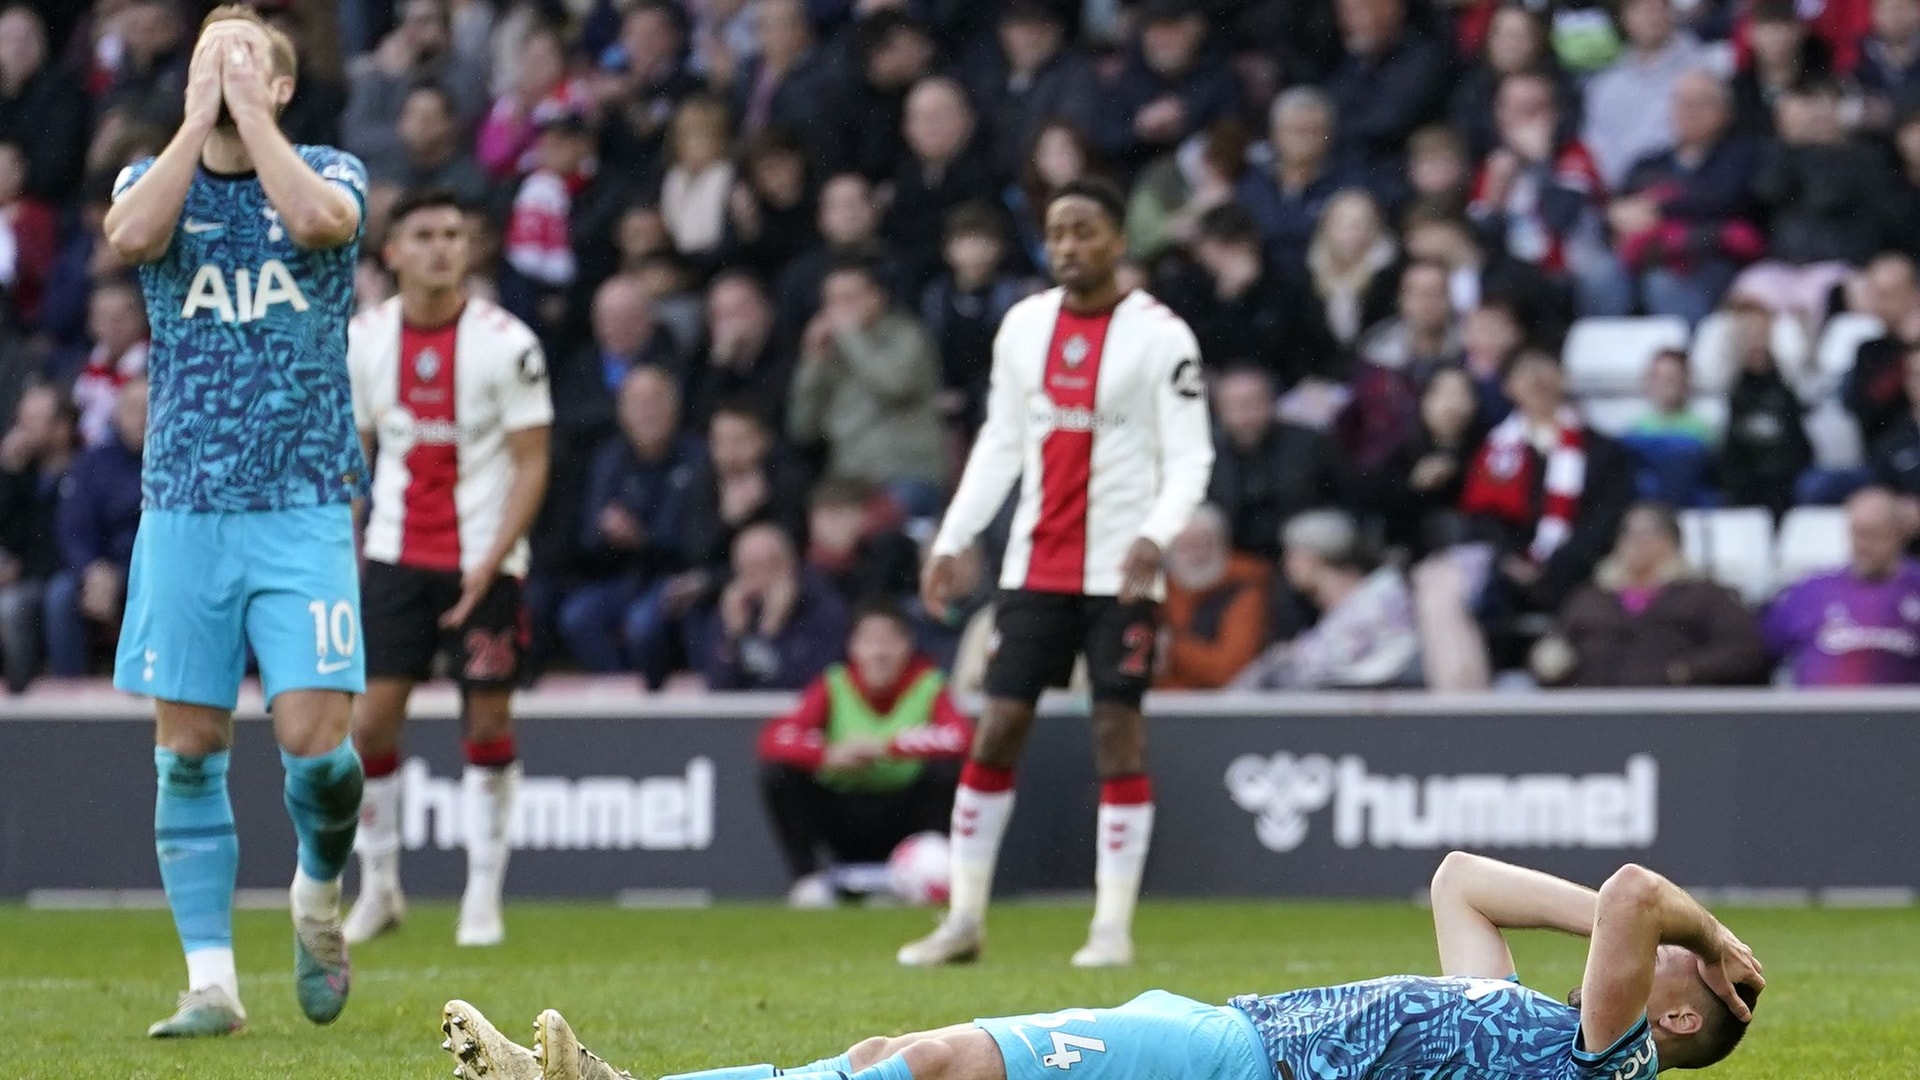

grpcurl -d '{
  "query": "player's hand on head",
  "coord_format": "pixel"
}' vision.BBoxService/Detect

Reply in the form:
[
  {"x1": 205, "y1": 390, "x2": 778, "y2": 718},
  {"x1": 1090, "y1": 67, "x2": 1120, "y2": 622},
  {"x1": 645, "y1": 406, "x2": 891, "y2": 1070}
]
[
  {"x1": 1697, "y1": 929, "x2": 1765, "y2": 1022},
  {"x1": 184, "y1": 27, "x2": 230, "y2": 129},
  {"x1": 219, "y1": 37, "x2": 273, "y2": 125}
]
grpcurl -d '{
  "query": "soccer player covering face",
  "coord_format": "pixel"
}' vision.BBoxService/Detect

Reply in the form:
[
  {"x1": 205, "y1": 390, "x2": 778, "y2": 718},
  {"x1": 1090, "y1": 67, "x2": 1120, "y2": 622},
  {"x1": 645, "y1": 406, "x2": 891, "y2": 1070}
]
[
  {"x1": 102, "y1": 5, "x2": 370, "y2": 1038},
  {"x1": 343, "y1": 189, "x2": 552, "y2": 949},
  {"x1": 436, "y1": 855, "x2": 1764, "y2": 1080},
  {"x1": 903, "y1": 178, "x2": 1214, "y2": 968}
]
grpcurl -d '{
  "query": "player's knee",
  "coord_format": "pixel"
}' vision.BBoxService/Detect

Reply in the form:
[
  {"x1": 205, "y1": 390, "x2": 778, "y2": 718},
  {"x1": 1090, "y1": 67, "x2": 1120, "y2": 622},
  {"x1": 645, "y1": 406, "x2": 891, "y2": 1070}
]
[
  {"x1": 898, "y1": 1038, "x2": 956, "y2": 1080},
  {"x1": 970, "y1": 703, "x2": 1034, "y2": 766},
  {"x1": 846, "y1": 1035, "x2": 893, "y2": 1070},
  {"x1": 1089, "y1": 703, "x2": 1146, "y2": 776},
  {"x1": 273, "y1": 689, "x2": 354, "y2": 755},
  {"x1": 155, "y1": 703, "x2": 232, "y2": 755},
  {"x1": 460, "y1": 691, "x2": 513, "y2": 742}
]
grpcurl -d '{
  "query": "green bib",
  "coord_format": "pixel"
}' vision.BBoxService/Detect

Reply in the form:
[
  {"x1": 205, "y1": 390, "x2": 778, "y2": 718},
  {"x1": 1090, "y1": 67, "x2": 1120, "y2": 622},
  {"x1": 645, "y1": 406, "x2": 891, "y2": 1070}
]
[{"x1": 819, "y1": 665, "x2": 944, "y2": 793}]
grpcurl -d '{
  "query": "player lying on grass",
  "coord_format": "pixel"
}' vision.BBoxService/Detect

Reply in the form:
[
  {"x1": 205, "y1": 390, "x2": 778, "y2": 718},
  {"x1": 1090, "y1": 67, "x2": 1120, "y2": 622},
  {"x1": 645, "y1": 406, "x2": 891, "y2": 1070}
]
[{"x1": 437, "y1": 853, "x2": 1763, "y2": 1080}]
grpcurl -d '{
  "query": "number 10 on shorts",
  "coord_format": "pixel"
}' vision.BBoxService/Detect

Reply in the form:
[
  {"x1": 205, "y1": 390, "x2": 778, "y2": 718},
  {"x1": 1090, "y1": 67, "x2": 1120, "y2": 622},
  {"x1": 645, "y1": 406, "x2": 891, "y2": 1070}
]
[{"x1": 308, "y1": 599, "x2": 357, "y2": 674}]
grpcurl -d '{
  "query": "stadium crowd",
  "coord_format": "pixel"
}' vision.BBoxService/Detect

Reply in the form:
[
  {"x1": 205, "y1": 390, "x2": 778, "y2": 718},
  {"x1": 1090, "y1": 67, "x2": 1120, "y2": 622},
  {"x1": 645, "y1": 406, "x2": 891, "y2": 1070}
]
[{"x1": 4, "y1": 0, "x2": 1920, "y2": 695}]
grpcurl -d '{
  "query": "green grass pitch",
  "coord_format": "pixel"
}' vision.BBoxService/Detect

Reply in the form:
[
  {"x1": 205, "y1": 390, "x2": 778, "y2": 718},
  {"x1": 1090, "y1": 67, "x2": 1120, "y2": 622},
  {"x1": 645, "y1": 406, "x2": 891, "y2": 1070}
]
[{"x1": 2, "y1": 900, "x2": 1915, "y2": 1079}]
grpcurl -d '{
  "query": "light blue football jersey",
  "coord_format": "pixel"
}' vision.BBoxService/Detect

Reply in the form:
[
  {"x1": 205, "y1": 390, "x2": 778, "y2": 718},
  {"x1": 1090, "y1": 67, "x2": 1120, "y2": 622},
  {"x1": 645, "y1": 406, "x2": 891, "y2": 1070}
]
[
  {"x1": 113, "y1": 147, "x2": 370, "y2": 512},
  {"x1": 1231, "y1": 975, "x2": 1657, "y2": 1080}
]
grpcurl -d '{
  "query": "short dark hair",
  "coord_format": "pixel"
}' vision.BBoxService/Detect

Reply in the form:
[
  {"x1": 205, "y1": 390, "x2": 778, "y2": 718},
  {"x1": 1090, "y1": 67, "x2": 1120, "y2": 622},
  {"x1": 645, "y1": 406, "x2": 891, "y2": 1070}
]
[
  {"x1": 1195, "y1": 203, "x2": 1260, "y2": 246},
  {"x1": 388, "y1": 186, "x2": 466, "y2": 228},
  {"x1": 851, "y1": 596, "x2": 914, "y2": 637},
  {"x1": 857, "y1": 9, "x2": 927, "y2": 63},
  {"x1": 823, "y1": 255, "x2": 883, "y2": 291},
  {"x1": 1048, "y1": 176, "x2": 1126, "y2": 229},
  {"x1": 710, "y1": 397, "x2": 771, "y2": 429},
  {"x1": 945, "y1": 201, "x2": 1007, "y2": 244},
  {"x1": 1670, "y1": 981, "x2": 1759, "y2": 1069},
  {"x1": 810, "y1": 476, "x2": 874, "y2": 510},
  {"x1": 1623, "y1": 500, "x2": 1683, "y2": 546}
]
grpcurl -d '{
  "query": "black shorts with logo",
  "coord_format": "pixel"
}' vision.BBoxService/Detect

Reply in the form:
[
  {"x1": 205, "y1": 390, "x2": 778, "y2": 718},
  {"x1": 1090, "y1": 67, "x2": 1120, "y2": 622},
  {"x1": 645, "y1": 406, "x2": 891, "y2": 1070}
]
[
  {"x1": 982, "y1": 589, "x2": 1160, "y2": 708},
  {"x1": 362, "y1": 560, "x2": 525, "y2": 688}
]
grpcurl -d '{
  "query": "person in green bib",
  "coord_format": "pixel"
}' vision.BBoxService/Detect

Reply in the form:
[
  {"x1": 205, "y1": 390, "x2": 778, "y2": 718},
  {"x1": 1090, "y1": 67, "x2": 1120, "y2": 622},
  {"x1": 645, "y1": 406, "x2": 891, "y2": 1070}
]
[{"x1": 758, "y1": 600, "x2": 973, "y2": 907}]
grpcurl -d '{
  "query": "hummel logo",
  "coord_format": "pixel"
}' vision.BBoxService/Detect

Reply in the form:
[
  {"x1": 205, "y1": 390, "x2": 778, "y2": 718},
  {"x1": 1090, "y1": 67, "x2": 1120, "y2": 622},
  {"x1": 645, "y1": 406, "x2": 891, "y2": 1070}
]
[
  {"x1": 183, "y1": 219, "x2": 224, "y2": 235},
  {"x1": 317, "y1": 659, "x2": 351, "y2": 675}
]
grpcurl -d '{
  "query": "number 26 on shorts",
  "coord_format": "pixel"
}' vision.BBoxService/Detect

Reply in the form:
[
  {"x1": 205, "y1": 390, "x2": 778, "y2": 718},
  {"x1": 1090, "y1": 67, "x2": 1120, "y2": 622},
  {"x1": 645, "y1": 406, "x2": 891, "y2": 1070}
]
[{"x1": 1029, "y1": 1010, "x2": 1107, "y2": 1071}]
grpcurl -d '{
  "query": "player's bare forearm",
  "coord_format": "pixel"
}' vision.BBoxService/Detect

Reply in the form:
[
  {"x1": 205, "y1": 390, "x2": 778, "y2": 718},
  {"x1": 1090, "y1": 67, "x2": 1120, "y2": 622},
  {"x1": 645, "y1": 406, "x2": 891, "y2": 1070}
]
[
  {"x1": 1433, "y1": 851, "x2": 1598, "y2": 936},
  {"x1": 1431, "y1": 851, "x2": 1597, "y2": 979},
  {"x1": 235, "y1": 113, "x2": 359, "y2": 248},
  {"x1": 479, "y1": 426, "x2": 550, "y2": 575},
  {"x1": 103, "y1": 118, "x2": 215, "y2": 263},
  {"x1": 1579, "y1": 864, "x2": 1733, "y2": 1050}
]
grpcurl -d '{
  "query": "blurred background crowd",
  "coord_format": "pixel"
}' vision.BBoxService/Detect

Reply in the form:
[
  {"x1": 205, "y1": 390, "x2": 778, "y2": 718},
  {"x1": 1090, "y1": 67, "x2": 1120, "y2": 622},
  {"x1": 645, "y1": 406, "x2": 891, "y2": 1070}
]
[{"x1": 4, "y1": 0, "x2": 1920, "y2": 697}]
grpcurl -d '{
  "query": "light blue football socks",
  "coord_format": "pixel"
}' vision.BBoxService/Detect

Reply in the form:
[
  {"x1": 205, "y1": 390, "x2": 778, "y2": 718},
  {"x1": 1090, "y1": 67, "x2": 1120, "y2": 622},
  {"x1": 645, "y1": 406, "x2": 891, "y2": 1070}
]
[
  {"x1": 154, "y1": 748, "x2": 239, "y2": 962},
  {"x1": 281, "y1": 739, "x2": 364, "y2": 881}
]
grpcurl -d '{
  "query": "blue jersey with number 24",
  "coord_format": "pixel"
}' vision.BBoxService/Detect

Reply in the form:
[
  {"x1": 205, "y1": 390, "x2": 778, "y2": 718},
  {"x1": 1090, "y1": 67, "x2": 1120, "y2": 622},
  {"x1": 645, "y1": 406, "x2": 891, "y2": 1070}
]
[
  {"x1": 113, "y1": 146, "x2": 369, "y2": 513},
  {"x1": 1231, "y1": 975, "x2": 1658, "y2": 1080}
]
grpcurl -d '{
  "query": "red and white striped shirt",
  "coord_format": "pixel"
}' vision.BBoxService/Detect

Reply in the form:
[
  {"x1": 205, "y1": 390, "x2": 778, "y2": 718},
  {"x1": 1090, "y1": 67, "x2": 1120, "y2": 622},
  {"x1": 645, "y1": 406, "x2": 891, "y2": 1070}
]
[
  {"x1": 349, "y1": 296, "x2": 553, "y2": 577},
  {"x1": 931, "y1": 288, "x2": 1214, "y2": 598}
]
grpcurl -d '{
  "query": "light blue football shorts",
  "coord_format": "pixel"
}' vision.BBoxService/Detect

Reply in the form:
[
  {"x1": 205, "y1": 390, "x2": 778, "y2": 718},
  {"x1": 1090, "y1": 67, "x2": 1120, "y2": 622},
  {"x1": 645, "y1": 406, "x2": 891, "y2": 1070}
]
[
  {"x1": 976, "y1": 991, "x2": 1275, "y2": 1080},
  {"x1": 114, "y1": 504, "x2": 365, "y2": 708}
]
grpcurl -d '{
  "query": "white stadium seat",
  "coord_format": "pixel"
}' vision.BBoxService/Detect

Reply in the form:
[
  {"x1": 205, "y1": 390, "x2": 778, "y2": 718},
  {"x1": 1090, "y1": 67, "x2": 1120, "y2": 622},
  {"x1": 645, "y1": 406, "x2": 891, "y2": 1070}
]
[
  {"x1": 1580, "y1": 396, "x2": 1643, "y2": 437},
  {"x1": 1563, "y1": 316, "x2": 1690, "y2": 397},
  {"x1": 1812, "y1": 312, "x2": 1885, "y2": 394},
  {"x1": 1690, "y1": 507, "x2": 1777, "y2": 605},
  {"x1": 1804, "y1": 397, "x2": 1866, "y2": 469},
  {"x1": 1689, "y1": 394, "x2": 1728, "y2": 438},
  {"x1": 1687, "y1": 311, "x2": 1809, "y2": 394},
  {"x1": 1775, "y1": 506, "x2": 1851, "y2": 586}
]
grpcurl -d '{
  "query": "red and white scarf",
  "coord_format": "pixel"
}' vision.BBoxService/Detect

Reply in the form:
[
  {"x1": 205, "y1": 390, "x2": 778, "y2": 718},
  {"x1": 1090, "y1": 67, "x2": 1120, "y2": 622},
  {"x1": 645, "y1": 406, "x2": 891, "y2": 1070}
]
[{"x1": 1460, "y1": 407, "x2": 1587, "y2": 563}]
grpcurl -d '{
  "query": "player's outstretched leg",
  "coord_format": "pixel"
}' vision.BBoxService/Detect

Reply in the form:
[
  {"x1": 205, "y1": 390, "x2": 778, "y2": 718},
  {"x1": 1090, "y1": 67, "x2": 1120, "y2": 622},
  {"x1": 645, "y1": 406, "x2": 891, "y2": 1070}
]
[
  {"x1": 148, "y1": 745, "x2": 247, "y2": 1038},
  {"x1": 443, "y1": 1000, "x2": 542, "y2": 1080},
  {"x1": 457, "y1": 716, "x2": 521, "y2": 947},
  {"x1": 344, "y1": 748, "x2": 406, "y2": 944},
  {"x1": 281, "y1": 727, "x2": 364, "y2": 1024}
]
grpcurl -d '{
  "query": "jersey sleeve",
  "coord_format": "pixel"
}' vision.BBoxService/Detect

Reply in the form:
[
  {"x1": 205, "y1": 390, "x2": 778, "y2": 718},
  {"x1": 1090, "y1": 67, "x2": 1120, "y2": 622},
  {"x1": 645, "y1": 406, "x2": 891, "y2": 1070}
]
[
  {"x1": 1136, "y1": 314, "x2": 1215, "y2": 549},
  {"x1": 299, "y1": 146, "x2": 370, "y2": 233},
  {"x1": 931, "y1": 305, "x2": 1030, "y2": 557},
  {"x1": 111, "y1": 158, "x2": 156, "y2": 202},
  {"x1": 1561, "y1": 1015, "x2": 1658, "y2": 1080},
  {"x1": 496, "y1": 328, "x2": 554, "y2": 432}
]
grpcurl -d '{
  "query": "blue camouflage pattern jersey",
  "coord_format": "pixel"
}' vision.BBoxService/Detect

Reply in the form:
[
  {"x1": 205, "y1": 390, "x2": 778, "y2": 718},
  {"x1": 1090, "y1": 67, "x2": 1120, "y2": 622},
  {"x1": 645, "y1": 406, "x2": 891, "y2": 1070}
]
[
  {"x1": 1231, "y1": 975, "x2": 1658, "y2": 1080},
  {"x1": 113, "y1": 147, "x2": 369, "y2": 511}
]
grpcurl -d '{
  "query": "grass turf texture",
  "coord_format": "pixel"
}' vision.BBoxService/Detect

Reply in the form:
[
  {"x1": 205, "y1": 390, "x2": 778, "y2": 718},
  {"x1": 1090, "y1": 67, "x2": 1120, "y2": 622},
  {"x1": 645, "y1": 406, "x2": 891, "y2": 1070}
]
[{"x1": 1, "y1": 901, "x2": 1914, "y2": 1079}]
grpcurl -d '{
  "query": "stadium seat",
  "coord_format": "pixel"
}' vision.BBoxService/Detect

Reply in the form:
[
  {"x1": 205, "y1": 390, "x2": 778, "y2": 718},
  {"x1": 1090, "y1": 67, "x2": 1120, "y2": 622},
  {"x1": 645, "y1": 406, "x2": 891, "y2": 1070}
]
[
  {"x1": 1580, "y1": 396, "x2": 1642, "y2": 436},
  {"x1": 1804, "y1": 396, "x2": 1866, "y2": 469},
  {"x1": 1687, "y1": 312, "x2": 1809, "y2": 394},
  {"x1": 1679, "y1": 508, "x2": 1711, "y2": 567},
  {"x1": 1691, "y1": 507, "x2": 1777, "y2": 604},
  {"x1": 1690, "y1": 394, "x2": 1728, "y2": 436},
  {"x1": 1775, "y1": 505, "x2": 1851, "y2": 585},
  {"x1": 1810, "y1": 312, "x2": 1886, "y2": 399},
  {"x1": 1563, "y1": 316, "x2": 1690, "y2": 397}
]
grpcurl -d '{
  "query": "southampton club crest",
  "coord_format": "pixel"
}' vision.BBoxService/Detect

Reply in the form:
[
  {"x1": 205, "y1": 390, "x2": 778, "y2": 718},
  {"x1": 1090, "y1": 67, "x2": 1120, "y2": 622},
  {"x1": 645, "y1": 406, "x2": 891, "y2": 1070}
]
[
  {"x1": 415, "y1": 347, "x2": 442, "y2": 383},
  {"x1": 1062, "y1": 333, "x2": 1089, "y2": 367}
]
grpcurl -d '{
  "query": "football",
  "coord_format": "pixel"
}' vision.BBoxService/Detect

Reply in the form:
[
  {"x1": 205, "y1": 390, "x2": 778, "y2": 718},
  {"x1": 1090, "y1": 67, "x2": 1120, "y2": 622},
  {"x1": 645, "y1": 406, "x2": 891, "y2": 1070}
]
[{"x1": 886, "y1": 831, "x2": 952, "y2": 906}]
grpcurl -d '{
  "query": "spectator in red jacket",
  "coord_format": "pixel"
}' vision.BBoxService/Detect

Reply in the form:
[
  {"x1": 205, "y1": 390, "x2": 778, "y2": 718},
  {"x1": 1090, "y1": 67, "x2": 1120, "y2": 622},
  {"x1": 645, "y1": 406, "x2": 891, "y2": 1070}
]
[{"x1": 757, "y1": 599, "x2": 971, "y2": 907}]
